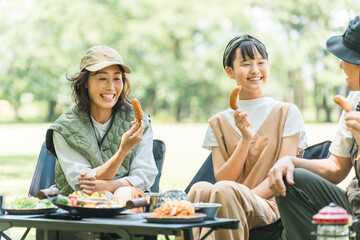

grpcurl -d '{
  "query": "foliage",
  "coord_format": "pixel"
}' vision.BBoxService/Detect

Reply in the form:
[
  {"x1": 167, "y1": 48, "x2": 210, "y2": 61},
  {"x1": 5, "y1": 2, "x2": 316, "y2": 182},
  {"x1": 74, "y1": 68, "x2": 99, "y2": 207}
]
[{"x1": 0, "y1": 0, "x2": 359, "y2": 122}]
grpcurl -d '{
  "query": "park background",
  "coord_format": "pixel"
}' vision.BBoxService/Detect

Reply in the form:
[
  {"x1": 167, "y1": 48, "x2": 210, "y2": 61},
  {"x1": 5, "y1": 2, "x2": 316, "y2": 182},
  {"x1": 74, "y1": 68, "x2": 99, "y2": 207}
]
[
  {"x1": 0, "y1": 1, "x2": 360, "y2": 238},
  {"x1": 1, "y1": 0, "x2": 359, "y2": 196}
]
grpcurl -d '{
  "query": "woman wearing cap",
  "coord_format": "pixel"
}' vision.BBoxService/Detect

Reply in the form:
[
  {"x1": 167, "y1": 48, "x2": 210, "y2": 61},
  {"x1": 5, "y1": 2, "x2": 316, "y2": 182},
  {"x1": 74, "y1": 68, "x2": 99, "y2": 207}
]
[
  {"x1": 268, "y1": 15, "x2": 360, "y2": 239},
  {"x1": 187, "y1": 34, "x2": 307, "y2": 239},
  {"x1": 46, "y1": 46, "x2": 158, "y2": 201}
]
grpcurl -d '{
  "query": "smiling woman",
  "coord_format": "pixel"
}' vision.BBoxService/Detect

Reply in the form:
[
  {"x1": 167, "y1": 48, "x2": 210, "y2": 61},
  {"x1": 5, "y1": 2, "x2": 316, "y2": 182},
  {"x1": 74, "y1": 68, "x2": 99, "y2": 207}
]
[
  {"x1": 187, "y1": 34, "x2": 308, "y2": 240},
  {"x1": 44, "y1": 46, "x2": 158, "y2": 206}
]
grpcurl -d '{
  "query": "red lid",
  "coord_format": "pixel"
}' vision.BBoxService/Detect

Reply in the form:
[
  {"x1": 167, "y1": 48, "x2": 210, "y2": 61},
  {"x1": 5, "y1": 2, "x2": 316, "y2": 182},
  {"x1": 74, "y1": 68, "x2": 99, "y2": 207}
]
[{"x1": 313, "y1": 203, "x2": 352, "y2": 224}]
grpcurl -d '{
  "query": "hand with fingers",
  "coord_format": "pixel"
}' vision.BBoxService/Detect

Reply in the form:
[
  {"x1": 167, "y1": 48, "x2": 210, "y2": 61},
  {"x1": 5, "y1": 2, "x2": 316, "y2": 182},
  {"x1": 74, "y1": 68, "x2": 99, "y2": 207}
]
[
  {"x1": 268, "y1": 156, "x2": 295, "y2": 196},
  {"x1": 120, "y1": 121, "x2": 144, "y2": 153},
  {"x1": 345, "y1": 111, "x2": 360, "y2": 145},
  {"x1": 234, "y1": 109, "x2": 253, "y2": 140},
  {"x1": 78, "y1": 171, "x2": 98, "y2": 195}
]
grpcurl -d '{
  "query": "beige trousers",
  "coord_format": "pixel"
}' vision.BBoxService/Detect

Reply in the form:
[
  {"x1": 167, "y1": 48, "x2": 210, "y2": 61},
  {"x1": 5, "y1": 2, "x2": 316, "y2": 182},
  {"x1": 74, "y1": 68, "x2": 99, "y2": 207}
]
[{"x1": 188, "y1": 181, "x2": 280, "y2": 240}]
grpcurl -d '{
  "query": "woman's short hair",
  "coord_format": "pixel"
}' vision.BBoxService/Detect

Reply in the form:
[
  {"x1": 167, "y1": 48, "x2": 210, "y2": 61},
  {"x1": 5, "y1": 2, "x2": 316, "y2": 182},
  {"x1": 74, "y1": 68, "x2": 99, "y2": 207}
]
[{"x1": 68, "y1": 65, "x2": 131, "y2": 113}]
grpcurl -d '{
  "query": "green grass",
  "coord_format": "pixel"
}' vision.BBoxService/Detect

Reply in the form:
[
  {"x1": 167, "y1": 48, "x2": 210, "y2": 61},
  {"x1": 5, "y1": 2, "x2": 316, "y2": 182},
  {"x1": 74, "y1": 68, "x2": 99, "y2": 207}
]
[
  {"x1": 0, "y1": 155, "x2": 37, "y2": 198},
  {"x1": 0, "y1": 122, "x2": 351, "y2": 239}
]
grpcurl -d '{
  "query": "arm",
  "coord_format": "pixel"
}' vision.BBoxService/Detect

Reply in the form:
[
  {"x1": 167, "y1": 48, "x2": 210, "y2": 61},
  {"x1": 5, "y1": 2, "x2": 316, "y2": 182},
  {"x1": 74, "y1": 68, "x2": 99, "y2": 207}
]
[
  {"x1": 269, "y1": 103, "x2": 360, "y2": 196},
  {"x1": 96, "y1": 122, "x2": 144, "y2": 180},
  {"x1": 79, "y1": 173, "x2": 131, "y2": 194},
  {"x1": 53, "y1": 131, "x2": 98, "y2": 191},
  {"x1": 79, "y1": 125, "x2": 158, "y2": 194},
  {"x1": 252, "y1": 133, "x2": 299, "y2": 199},
  {"x1": 122, "y1": 126, "x2": 158, "y2": 191},
  {"x1": 213, "y1": 110, "x2": 253, "y2": 181},
  {"x1": 54, "y1": 132, "x2": 133, "y2": 193},
  {"x1": 268, "y1": 154, "x2": 352, "y2": 196}
]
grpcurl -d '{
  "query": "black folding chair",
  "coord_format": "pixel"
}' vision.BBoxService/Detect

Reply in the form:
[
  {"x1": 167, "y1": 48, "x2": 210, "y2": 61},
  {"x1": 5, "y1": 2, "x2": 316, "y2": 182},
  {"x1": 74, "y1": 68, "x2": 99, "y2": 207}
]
[
  {"x1": 184, "y1": 140, "x2": 332, "y2": 240},
  {"x1": 28, "y1": 139, "x2": 166, "y2": 196},
  {"x1": 30, "y1": 139, "x2": 166, "y2": 240}
]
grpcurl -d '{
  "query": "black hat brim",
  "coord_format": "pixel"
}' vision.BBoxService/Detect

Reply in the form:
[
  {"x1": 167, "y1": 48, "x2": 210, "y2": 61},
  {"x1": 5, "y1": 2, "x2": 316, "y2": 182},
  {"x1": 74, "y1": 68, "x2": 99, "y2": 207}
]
[{"x1": 327, "y1": 35, "x2": 360, "y2": 65}]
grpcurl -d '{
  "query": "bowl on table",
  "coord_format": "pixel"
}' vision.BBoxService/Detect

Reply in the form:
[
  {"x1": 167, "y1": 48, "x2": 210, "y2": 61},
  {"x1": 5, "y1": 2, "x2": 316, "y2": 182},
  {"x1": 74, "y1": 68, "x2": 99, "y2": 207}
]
[{"x1": 192, "y1": 202, "x2": 222, "y2": 220}]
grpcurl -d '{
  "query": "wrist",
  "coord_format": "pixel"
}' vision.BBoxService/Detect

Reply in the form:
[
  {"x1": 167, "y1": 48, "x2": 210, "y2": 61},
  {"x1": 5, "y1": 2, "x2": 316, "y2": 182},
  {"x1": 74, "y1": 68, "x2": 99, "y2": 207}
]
[
  {"x1": 240, "y1": 135, "x2": 252, "y2": 143},
  {"x1": 290, "y1": 156, "x2": 299, "y2": 167},
  {"x1": 117, "y1": 146, "x2": 129, "y2": 158}
]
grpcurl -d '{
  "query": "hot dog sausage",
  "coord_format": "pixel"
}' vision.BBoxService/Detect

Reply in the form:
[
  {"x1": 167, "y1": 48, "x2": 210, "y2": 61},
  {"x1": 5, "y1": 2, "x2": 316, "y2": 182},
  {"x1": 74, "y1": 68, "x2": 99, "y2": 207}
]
[
  {"x1": 333, "y1": 95, "x2": 352, "y2": 112},
  {"x1": 229, "y1": 86, "x2": 241, "y2": 110},
  {"x1": 131, "y1": 98, "x2": 143, "y2": 121}
]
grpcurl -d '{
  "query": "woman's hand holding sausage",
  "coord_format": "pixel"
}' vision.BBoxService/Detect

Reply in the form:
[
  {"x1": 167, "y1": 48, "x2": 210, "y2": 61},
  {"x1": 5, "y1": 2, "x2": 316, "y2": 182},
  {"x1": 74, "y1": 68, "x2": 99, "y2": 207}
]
[
  {"x1": 234, "y1": 109, "x2": 253, "y2": 140},
  {"x1": 120, "y1": 121, "x2": 144, "y2": 153}
]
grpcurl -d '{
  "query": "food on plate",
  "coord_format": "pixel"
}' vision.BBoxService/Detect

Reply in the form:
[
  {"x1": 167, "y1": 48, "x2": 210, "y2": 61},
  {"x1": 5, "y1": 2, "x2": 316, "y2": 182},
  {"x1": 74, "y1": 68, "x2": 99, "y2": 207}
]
[
  {"x1": 152, "y1": 200, "x2": 195, "y2": 217},
  {"x1": 229, "y1": 86, "x2": 241, "y2": 110},
  {"x1": 80, "y1": 199, "x2": 125, "y2": 208},
  {"x1": 6, "y1": 196, "x2": 54, "y2": 209},
  {"x1": 53, "y1": 194, "x2": 125, "y2": 208},
  {"x1": 334, "y1": 95, "x2": 352, "y2": 112},
  {"x1": 52, "y1": 195, "x2": 71, "y2": 205},
  {"x1": 131, "y1": 98, "x2": 143, "y2": 122},
  {"x1": 69, "y1": 191, "x2": 106, "y2": 199}
]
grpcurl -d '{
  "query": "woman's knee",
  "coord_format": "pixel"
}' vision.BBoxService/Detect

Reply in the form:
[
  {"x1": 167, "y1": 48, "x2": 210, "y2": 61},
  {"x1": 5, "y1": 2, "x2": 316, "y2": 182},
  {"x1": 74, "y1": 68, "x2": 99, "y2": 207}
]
[
  {"x1": 190, "y1": 181, "x2": 213, "y2": 192},
  {"x1": 211, "y1": 181, "x2": 249, "y2": 199},
  {"x1": 188, "y1": 181, "x2": 213, "y2": 202}
]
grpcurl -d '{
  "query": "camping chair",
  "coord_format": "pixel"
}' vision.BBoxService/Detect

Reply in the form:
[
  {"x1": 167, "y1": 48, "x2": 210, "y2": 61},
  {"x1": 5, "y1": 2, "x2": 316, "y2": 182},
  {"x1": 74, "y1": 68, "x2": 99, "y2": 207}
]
[
  {"x1": 28, "y1": 139, "x2": 166, "y2": 197},
  {"x1": 29, "y1": 139, "x2": 165, "y2": 240},
  {"x1": 184, "y1": 140, "x2": 332, "y2": 240}
]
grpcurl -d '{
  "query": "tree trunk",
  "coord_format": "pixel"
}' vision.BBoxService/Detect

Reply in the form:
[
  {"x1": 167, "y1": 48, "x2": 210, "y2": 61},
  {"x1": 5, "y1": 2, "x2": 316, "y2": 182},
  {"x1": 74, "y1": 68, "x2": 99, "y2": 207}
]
[
  {"x1": 145, "y1": 88, "x2": 156, "y2": 116},
  {"x1": 47, "y1": 100, "x2": 57, "y2": 122},
  {"x1": 322, "y1": 88, "x2": 331, "y2": 123},
  {"x1": 176, "y1": 103, "x2": 181, "y2": 122}
]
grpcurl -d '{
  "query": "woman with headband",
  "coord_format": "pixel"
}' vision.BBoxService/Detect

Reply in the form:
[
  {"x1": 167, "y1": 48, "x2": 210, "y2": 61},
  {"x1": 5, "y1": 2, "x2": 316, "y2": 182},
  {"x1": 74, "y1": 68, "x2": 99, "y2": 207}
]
[{"x1": 188, "y1": 34, "x2": 308, "y2": 239}]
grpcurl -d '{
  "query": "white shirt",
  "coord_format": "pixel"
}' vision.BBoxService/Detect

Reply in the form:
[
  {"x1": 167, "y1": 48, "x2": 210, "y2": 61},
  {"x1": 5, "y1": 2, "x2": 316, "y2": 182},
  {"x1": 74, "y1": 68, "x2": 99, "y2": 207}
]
[
  {"x1": 53, "y1": 116, "x2": 158, "y2": 192},
  {"x1": 203, "y1": 97, "x2": 308, "y2": 154},
  {"x1": 330, "y1": 91, "x2": 360, "y2": 158}
]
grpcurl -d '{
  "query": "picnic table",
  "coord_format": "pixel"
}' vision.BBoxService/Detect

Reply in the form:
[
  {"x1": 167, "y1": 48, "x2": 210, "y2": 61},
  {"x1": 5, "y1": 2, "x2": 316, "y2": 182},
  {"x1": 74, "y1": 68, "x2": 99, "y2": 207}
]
[{"x1": 0, "y1": 210, "x2": 239, "y2": 240}]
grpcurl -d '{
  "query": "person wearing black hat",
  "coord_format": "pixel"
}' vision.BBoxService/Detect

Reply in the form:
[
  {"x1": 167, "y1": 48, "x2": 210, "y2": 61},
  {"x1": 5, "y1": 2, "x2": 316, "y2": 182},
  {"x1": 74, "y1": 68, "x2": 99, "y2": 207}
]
[{"x1": 269, "y1": 15, "x2": 360, "y2": 239}]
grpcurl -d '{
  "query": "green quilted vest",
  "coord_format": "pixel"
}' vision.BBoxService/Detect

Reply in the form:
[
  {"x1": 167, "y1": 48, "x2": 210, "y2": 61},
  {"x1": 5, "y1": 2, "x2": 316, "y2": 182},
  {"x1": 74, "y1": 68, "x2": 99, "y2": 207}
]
[{"x1": 48, "y1": 105, "x2": 150, "y2": 195}]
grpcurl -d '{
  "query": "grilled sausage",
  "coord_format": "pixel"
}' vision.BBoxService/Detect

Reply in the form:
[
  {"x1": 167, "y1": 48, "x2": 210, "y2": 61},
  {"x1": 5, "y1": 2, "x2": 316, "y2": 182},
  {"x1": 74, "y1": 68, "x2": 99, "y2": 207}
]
[
  {"x1": 230, "y1": 86, "x2": 241, "y2": 110},
  {"x1": 334, "y1": 95, "x2": 352, "y2": 112},
  {"x1": 131, "y1": 98, "x2": 143, "y2": 121}
]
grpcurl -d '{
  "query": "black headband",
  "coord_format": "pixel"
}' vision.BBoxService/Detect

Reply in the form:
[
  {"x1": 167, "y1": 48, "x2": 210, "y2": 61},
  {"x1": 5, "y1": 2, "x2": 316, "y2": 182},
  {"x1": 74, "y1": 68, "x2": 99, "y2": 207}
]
[{"x1": 222, "y1": 33, "x2": 266, "y2": 69}]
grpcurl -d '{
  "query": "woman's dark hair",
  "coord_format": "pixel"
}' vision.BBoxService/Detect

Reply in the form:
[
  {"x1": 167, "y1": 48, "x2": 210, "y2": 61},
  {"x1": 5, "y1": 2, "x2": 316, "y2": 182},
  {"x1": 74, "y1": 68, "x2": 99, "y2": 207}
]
[
  {"x1": 226, "y1": 40, "x2": 268, "y2": 68},
  {"x1": 67, "y1": 65, "x2": 131, "y2": 113}
]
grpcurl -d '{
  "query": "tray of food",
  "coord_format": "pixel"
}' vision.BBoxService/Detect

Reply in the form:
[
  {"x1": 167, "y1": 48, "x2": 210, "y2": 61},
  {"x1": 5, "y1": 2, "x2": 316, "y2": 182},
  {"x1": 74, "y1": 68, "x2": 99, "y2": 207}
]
[
  {"x1": 4, "y1": 196, "x2": 58, "y2": 215},
  {"x1": 51, "y1": 191, "x2": 127, "y2": 217},
  {"x1": 143, "y1": 200, "x2": 206, "y2": 223}
]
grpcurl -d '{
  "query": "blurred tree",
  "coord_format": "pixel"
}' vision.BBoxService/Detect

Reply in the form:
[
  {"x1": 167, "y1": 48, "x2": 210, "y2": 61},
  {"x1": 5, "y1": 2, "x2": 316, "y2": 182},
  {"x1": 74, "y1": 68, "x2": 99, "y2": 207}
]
[
  {"x1": 254, "y1": 0, "x2": 358, "y2": 122},
  {"x1": 0, "y1": 0, "x2": 359, "y2": 123}
]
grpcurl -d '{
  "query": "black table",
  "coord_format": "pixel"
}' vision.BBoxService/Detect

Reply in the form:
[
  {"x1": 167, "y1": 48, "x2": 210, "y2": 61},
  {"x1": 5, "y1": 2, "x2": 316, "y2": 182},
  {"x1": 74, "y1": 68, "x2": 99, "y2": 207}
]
[{"x1": 0, "y1": 211, "x2": 238, "y2": 240}]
